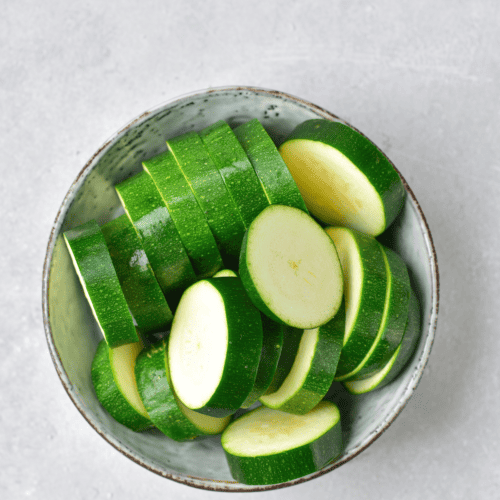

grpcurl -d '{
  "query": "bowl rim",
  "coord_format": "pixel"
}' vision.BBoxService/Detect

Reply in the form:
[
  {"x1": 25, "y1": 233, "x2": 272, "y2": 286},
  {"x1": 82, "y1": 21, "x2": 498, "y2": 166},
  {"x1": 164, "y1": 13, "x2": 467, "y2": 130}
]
[{"x1": 42, "y1": 85, "x2": 439, "y2": 492}]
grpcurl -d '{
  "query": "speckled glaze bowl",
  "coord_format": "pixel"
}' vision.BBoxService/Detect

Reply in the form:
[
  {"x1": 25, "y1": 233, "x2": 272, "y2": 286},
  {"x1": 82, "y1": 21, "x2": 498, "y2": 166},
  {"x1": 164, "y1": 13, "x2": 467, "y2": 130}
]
[{"x1": 42, "y1": 86, "x2": 439, "y2": 492}]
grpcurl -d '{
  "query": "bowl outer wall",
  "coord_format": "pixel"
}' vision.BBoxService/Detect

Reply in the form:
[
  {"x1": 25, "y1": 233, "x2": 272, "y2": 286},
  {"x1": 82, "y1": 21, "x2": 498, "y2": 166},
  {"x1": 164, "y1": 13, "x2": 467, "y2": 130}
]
[{"x1": 42, "y1": 86, "x2": 439, "y2": 492}]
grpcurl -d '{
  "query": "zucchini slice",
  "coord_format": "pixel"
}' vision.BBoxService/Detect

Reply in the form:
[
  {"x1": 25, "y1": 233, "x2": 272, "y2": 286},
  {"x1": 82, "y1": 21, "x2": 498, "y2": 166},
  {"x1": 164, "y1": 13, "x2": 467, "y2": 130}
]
[
  {"x1": 259, "y1": 300, "x2": 344, "y2": 415},
  {"x1": 324, "y1": 227, "x2": 387, "y2": 379},
  {"x1": 64, "y1": 219, "x2": 139, "y2": 348},
  {"x1": 241, "y1": 315, "x2": 284, "y2": 409},
  {"x1": 199, "y1": 120, "x2": 269, "y2": 227},
  {"x1": 221, "y1": 401, "x2": 343, "y2": 485},
  {"x1": 135, "y1": 340, "x2": 231, "y2": 441},
  {"x1": 168, "y1": 278, "x2": 263, "y2": 417},
  {"x1": 336, "y1": 245, "x2": 411, "y2": 382},
  {"x1": 239, "y1": 204, "x2": 343, "y2": 329},
  {"x1": 91, "y1": 339, "x2": 152, "y2": 431},
  {"x1": 279, "y1": 119, "x2": 405, "y2": 236},
  {"x1": 213, "y1": 269, "x2": 238, "y2": 278},
  {"x1": 115, "y1": 171, "x2": 196, "y2": 303},
  {"x1": 167, "y1": 131, "x2": 246, "y2": 267},
  {"x1": 143, "y1": 151, "x2": 223, "y2": 278},
  {"x1": 101, "y1": 215, "x2": 173, "y2": 337},
  {"x1": 233, "y1": 119, "x2": 308, "y2": 213},
  {"x1": 344, "y1": 288, "x2": 421, "y2": 394}
]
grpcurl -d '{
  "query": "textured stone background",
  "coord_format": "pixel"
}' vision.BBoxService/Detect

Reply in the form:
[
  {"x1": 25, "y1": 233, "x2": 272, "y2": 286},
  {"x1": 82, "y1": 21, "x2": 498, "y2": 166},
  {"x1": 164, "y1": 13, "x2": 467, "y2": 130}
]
[{"x1": 1, "y1": 0, "x2": 499, "y2": 498}]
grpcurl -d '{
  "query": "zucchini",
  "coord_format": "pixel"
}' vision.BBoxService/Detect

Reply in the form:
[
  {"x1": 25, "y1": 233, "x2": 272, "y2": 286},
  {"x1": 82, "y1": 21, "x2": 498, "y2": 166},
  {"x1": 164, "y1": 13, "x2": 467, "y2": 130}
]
[
  {"x1": 336, "y1": 245, "x2": 411, "y2": 382},
  {"x1": 135, "y1": 340, "x2": 230, "y2": 441},
  {"x1": 221, "y1": 401, "x2": 343, "y2": 485},
  {"x1": 167, "y1": 131, "x2": 246, "y2": 267},
  {"x1": 279, "y1": 119, "x2": 405, "y2": 236},
  {"x1": 233, "y1": 119, "x2": 308, "y2": 213},
  {"x1": 115, "y1": 171, "x2": 196, "y2": 304},
  {"x1": 64, "y1": 219, "x2": 139, "y2": 348},
  {"x1": 101, "y1": 215, "x2": 173, "y2": 337},
  {"x1": 213, "y1": 269, "x2": 238, "y2": 278},
  {"x1": 240, "y1": 314, "x2": 284, "y2": 409},
  {"x1": 324, "y1": 227, "x2": 388, "y2": 378},
  {"x1": 239, "y1": 204, "x2": 343, "y2": 329},
  {"x1": 344, "y1": 288, "x2": 421, "y2": 394},
  {"x1": 91, "y1": 339, "x2": 152, "y2": 431},
  {"x1": 259, "y1": 300, "x2": 344, "y2": 415},
  {"x1": 143, "y1": 151, "x2": 223, "y2": 278},
  {"x1": 199, "y1": 120, "x2": 269, "y2": 227},
  {"x1": 168, "y1": 278, "x2": 263, "y2": 417}
]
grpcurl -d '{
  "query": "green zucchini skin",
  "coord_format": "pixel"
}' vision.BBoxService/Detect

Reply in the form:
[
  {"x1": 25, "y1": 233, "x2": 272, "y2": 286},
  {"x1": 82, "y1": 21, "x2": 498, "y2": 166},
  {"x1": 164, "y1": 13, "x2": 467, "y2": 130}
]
[
  {"x1": 241, "y1": 315, "x2": 284, "y2": 409},
  {"x1": 281, "y1": 119, "x2": 405, "y2": 232},
  {"x1": 169, "y1": 277, "x2": 263, "y2": 417},
  {"x1": 344, "y1": 288, "x2": 421, "y2": 394},
  {"x1": 64, "y1": 219, "x2": 139, "y2": 348},
  {"x1": 222, "y1": 402, "x2": 343, "y2": 485},
  {"x1": 101, "y1": 215, "x2": 173, "y2": 337},
  {"x1": 199, "y1": 120, "x2": 270, "y2": 228},
  {"x1": 143, "y1": 151, "x2": 223, "y2": 278},
  {"x1": 167, "y1": 131, "x2": 247, "y2": 268},
  {"x1": 115, "y1": 171, "x2": 197, "y2": 305},
  {"x1": 265, "y1": 325, "x2": 303, "y2": 395},
  {"x1": 341, "y1": 246, "x2": 411, "y2": 381},
  {"x1": 261, "y1": 300, "x2": 345, "y2": 415},
  {"x1": 328, "y1": 228, "x2": 387, "y2": 378},
  {"x1": 233, "y1": 119, "x2": 308, "y2": 213},
  {"x1": 135, "y1": 340, "x2": 200, "y2": 441},
  {"x1": 91, "y1": 340, "x2": 152, "y2": 432}
]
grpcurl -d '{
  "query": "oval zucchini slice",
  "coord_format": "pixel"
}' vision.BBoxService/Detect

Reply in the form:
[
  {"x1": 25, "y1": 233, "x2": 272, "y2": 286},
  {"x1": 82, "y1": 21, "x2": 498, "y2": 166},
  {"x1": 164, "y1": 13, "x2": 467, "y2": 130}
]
[
  {"x1": 344, "y1": 288, "x2": 421, "y2": 394},
  {"x1": 91, "y1": 340, "x2": 152, "y2": 431},
  {"x1": 221, "y1": 401, "x2": 343, "y2": 485},
  {"x1": 135, "y1": 340, "x2": 231, "y2": 441},
  {"x1": 199, "y1": 120, "x2": 269, "y2": 227},
  {"x1": 279, "y1": 119, "x2": 405, "y2": 236},
  {"x1": 233, "y1": 118, "x2": 308, "y2": 213},
  {"x1": 325, "y1": 227, "x2": 387, "y2": 379},
  {"x1": 239, "y1": 205, "x2": 343, "y2": 329},
  {"x1": 101, "y1": 214, "x2": 173, "y2": 337},
  {"x1": 64, "y1": 219, "x2": 139, "y2": 348},
  {"x1": 115, "y1": 171, "x2": 196, "y2": 304},
  {"x1": 259, "y1": 300, "x2": 344, "y2": 415},
  {"x1": 143, "y1": 150, "x2": 223, "y2": 278},
  {"x1": 167, "y1": 131, "x2": 246, "y2": 267},
  {"x1": 335, "y1": 245, "x2": 411, "y2": 382},
  {"x1": 168, "y1": 278, "x2": 263, "y2": 417}
]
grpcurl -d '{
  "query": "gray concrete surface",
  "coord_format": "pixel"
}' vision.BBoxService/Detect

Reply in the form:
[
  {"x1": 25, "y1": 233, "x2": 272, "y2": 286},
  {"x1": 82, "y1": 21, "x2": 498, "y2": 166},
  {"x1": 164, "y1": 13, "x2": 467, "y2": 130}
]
[{"x1": 1, "y1": 0, "x2": 499, "y2": 498}]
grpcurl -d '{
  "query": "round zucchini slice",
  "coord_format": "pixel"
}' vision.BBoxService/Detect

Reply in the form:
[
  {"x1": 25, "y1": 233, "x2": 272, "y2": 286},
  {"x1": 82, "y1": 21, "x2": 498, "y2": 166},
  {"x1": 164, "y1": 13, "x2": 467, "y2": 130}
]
[
  {"x1": 135, "y1": 340, "x2": 231, "y2": 441},
  {"x1": 199, "y1": 120, "x2": 269, "y2": 227},
  {"x1": 221, "y1": 401, "x2": 343, "y2": 485},
  {"x1": 325, "y1": 227, "x2": 388, "y2": 379},
  {"x1": 167, "y1": 131, "x2": 246, "y2": 267},
  {"x1": 115, "y1": 171, "x2": 196, "y2": 304},
  {"x1": 259, "y1": 300, "x2": 344, "y2": 415},
  {"x1": 279, "y1": 119, "x2": 405, "y2": 236},
  {"x1": 91, "y1": 340, "x2": 152, "y2": 432},
  {"x1": 344, "y1": 288, "x2": 421, "y2": 394},
  {"x1": 233, "y1": 118, "x2": 308, "y2": 213},
  {"x1": 64, "y1": 219, "x2": 139, "y2": 348},
  {"x1": 168, "y1": 278, "x2": 263, "y2": 417},
  {"x1": 101, "y1": 214, "x2": 173, "y2": 337},
  {"x1": 239, "y1": 205, "x2": 343, "y2": 329}
]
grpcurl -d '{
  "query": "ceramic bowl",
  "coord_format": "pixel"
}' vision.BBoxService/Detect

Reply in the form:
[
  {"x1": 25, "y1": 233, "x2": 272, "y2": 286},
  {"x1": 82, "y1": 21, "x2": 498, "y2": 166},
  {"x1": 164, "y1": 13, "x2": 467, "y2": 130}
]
[{"x1": 42, "y1": 86, "x2": 439, "y2": 492}]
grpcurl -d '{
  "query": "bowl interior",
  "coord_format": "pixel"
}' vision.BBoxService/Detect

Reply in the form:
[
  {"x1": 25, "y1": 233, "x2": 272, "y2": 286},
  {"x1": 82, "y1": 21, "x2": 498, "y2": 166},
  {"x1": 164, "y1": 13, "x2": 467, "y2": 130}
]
[{"x1": 43, "y1": 87, "x2": 438, "y2": 491}]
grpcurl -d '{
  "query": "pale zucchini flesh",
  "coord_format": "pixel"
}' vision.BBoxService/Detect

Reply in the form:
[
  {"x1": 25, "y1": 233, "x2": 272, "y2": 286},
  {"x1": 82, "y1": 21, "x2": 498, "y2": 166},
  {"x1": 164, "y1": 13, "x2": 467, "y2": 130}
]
[
  {"x1": 222, "y1": 401, "x2": 342, "y2": 485},
  {"x1": 239, "y1": 205, "x2": 343, "y2": 329}
]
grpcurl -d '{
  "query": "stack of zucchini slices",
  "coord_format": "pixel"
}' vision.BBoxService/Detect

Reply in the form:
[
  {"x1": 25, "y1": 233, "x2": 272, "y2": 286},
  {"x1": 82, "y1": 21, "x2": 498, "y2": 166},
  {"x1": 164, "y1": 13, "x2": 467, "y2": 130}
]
[{"x1": 63, "y1": 116, "x2": 421, "y2": 486}]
